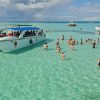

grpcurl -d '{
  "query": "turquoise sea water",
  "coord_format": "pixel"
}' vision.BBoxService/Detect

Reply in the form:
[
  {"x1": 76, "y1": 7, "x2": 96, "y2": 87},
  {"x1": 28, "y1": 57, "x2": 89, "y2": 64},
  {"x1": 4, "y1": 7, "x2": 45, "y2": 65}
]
[{"x1": 0, "y1": 22, "x2": 100, "y2": 100}]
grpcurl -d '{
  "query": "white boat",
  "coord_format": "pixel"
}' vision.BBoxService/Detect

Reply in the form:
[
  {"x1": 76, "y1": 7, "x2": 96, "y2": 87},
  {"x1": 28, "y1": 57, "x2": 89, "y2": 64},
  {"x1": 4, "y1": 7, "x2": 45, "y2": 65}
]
[
  {"x1": 68, "y1": 23, "x2": 77, "y2": 27},
  {"x1": 95, "y1": 26, "x2": 100, "y2": 35},
  {"x1": 95, "y1": 26, "x2": 100, "y2": 31},
  {"x1": 0, "y1": 26, "x2": 46, "y2": 52},
  {"x1": 67, "y1": 21, "x2": 77, "y2": 27}
]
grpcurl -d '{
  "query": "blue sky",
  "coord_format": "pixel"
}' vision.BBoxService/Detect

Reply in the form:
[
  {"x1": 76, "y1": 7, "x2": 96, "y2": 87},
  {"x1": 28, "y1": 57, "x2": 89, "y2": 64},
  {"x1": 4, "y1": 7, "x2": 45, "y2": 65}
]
[{"x1": 0, "y1": 0, "x2": 100, "y2": 21}]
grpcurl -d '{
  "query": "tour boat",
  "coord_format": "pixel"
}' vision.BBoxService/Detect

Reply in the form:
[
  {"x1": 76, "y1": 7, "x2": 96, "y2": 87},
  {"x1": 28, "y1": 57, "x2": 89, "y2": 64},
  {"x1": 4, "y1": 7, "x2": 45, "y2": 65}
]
[{"x1": 0, "y1": 26, "x2": 46, "y2": 52}]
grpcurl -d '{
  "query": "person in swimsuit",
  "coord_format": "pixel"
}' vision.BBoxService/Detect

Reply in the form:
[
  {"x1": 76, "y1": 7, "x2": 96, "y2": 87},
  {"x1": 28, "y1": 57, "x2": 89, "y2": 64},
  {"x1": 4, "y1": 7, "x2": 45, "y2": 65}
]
[
  {"x1": 92, "y1": 40, "x2": 96, "y2": 48},
  {"x1": 61, "y1": 35, "x2": 64, "y2": 40},
  {"x1": 56, "y1": 38, "x2": 59, "y2": 46},
  {"x1": 56, "y1": 45, "x2": 61, "y2": 53},
  {"x1": 80, "y1": 38, "x2": 83, "y2": 44},
  {"x1": 43, "y1": 43, "x2": 48, "y2": 50},
  {"x1": 98, "y1": 58, "x2": 100, "y2": 66},
  {"x1": 61, "y1": 52, "x2": 65, "y2": 60}
]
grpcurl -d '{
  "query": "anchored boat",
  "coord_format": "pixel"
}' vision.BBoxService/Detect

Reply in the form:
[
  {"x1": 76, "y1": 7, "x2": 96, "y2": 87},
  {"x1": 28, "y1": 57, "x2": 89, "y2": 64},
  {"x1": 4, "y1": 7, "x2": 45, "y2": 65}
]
[
  {"x1": 0, "y1": 26, "x2": 46, "y2": 52},
  {"x1": 67, "y1": 21, "x2": 77, "y2": 27},
  {"x1": 95, "y1": 26, "x2": 100, "y2": 31},
  {"x1": 95, "y1": 26, "x2": 100, "y2": 35}
]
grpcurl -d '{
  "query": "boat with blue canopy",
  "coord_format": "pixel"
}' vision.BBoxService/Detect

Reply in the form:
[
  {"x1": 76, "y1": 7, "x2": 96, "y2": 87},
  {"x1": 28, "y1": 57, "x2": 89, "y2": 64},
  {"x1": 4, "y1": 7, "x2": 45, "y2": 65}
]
[{"x1": 0, "y1": 26, "x2": 46, "y2": 52}]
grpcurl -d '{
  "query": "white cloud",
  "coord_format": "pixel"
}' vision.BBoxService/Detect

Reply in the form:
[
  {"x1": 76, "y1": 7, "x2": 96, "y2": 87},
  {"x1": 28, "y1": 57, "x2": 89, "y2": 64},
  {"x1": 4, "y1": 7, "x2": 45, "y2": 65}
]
[
  {"x1": 0, "y1": 0, "x2": 10, "y2": 6},
  {"x1": 16, "y1": 0, "x2": 72, "y2": 10},
  {"x1": 0, "y1": 0, "x2": 100, "y2": 21},
  {"x1": 16, "y1": 2, "x2": 49, "y2": 10},
  {"x1": 83, "y1": 17, "x2": 100, "y2": 21},
  {"x1": 68, "y1": 4, "x2": 100, "y2": 14}
]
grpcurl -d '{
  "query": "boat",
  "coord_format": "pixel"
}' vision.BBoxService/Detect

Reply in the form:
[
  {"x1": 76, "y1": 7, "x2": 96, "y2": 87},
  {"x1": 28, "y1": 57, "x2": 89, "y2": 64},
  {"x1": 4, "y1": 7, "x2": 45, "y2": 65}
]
[
  {"x1": 0, "y1": 26, "x2": 46, "y2": 52},
  {"x1": 67, "y1": 23, "x2": 77, "y2": 27},
  {"x1": 95, "y1": 26, "x2": 100, "y2": 31},
  {"x1": 67, "y1": 21, "x2": 77, "y2": 27},
  {"x1": 95, "y1": 26, "x2": 100, "y2": 35}
]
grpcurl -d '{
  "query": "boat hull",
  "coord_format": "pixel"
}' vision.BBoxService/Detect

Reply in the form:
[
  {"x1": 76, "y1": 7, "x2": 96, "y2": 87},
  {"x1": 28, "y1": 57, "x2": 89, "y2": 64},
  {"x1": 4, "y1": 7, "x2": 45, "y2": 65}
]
[
  {"x1": 95, "y1": 26, "x2": 100, "y2": 31},
  {"x1": 0, "y1": 36, "x2": 46, "y2": 52}
]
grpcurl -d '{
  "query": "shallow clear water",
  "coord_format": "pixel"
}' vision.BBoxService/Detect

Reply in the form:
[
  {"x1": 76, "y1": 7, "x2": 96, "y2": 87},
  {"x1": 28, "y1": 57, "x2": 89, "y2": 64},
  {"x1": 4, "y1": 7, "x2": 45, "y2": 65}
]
[{"x1": 0, "y1": 22, "x2": 100, "y2": 100}]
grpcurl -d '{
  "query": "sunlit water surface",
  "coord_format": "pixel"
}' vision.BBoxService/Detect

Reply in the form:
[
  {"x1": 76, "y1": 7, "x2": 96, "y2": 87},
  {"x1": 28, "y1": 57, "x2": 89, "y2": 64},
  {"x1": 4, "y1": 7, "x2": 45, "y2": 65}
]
[{"x1": 0, "y1": 22, "x2": 100, "y2": 100}]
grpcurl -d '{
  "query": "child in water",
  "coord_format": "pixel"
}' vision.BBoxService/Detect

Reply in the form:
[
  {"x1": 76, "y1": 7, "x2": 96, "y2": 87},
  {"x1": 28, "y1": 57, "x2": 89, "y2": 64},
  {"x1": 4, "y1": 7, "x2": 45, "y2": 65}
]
[
  {"x1": 61, "y1": 52, "x2": 65, "y2": 60},
  {"x1": 43, "y1": 43, "x2": 48, "y2": 50},
  {"x1": 98, "y1": 58, "x2": 100, "y2": 66}
]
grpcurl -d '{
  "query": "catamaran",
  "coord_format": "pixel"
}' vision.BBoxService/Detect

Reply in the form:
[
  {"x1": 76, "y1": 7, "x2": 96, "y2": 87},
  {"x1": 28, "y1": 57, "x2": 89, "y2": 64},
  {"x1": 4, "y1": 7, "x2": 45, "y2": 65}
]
[{"x1": 0, "y1": 26, "x2": 46, "y2": 52}]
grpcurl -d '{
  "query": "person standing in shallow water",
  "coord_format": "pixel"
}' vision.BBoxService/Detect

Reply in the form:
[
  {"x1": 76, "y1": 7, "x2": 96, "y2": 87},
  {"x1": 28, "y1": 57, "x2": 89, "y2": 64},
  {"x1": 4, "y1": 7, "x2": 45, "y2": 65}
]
[
  {"x1": 98, "y1": 38, "x2": 99, "y2": 43},
  {"x1": 98, "y1": 58, "x2": 100, "y2": 66},
  {"x1": 61, "y1": 52, "x2": 65, "y2": 60},
  {"x1": 80, "y1": 38, "x2": 83, "y2": 44},
  {"x1": 56, "y1": 38, "x2": 59, "y2": 46},
  {"x1": 43, "y1": 43, "x2": 48, "y2": 50},
  {"x1": 56, "y1": 45, "x2": 61, "y2": 53},
  {"x1": 61, "y1": 35, "x2": 64, "y2": 40},
  {"x1": 92, "y1": 40, "x2": 96, "y2": 48}
]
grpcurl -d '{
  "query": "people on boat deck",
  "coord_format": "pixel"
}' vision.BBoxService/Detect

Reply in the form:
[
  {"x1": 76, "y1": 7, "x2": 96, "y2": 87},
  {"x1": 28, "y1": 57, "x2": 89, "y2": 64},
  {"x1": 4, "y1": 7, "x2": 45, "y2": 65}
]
[
  {"x1": 43, "y1": 43, "x2": 48, "y2": 50},
  {"x1": 7, "y1": 31, "x2": 13, "y2": 36},
  {"x1": 0, "y1": 33, "x2": 7, "y2": 37},
  {"x1": 61, "y1": 52, "x2": 65, "y2": 60},
  {"x1": 61, "y1": 35, "x2": 64, "y2": 40},
  {"x1": 98, "y1": 58, "x2": 100, "y2": 66},
  {"x1": 92, "y1": 40, "x2": 96, "y2": 48}
]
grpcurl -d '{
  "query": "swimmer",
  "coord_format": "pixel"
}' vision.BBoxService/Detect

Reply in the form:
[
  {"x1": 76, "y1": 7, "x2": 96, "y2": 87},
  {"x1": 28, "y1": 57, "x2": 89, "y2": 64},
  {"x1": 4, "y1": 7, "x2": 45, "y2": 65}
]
[
  {"x1": 61, "y1": 35, "x2": 64, "y2": 40},
  {"x1": 90, "y1": 39, "x2": 92, "y2": 44},
  {"x1": 98, "y1": 38, "x2": 99, "y2": 43},
  {"x1": 76, "y1": 41, "x2": 78, "y2": 44},
  {"x1": 56, "y1": 45, "x2": 61, "y2": 53},
  {"x1": 43, "y1": 43, "x2": 48, "y2": 50},
  {"x1": 61, "y1": 52, "x2": 65, "y2": 60},
  {"x1": 73, "y1": 39, "x2": 76, "y2": 45},
  {"x1": 70, "y1": 36, "x2": 73, "y2": 40},
  {"x1": 92, "y1": 40, "x2": 96, "y2": 48},
  {"x1": 70, "y1": 44, "x2": 74, "y2": 50},
  {"x1": 80, "y1": 38, "x2": 83, "y2": 44},
  {"x1": 98, "y1": 58, "x2": 100, "y2": 66},
  {"x1": 56, "y1": 38, "x2": 59, "y2": 46}
]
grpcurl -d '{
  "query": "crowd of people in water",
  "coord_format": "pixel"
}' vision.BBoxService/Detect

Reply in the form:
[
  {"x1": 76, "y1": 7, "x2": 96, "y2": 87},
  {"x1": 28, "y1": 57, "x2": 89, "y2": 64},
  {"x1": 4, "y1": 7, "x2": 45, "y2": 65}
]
[{"x1": 43, "y1": 34, "x2": 100, "y2": 66}]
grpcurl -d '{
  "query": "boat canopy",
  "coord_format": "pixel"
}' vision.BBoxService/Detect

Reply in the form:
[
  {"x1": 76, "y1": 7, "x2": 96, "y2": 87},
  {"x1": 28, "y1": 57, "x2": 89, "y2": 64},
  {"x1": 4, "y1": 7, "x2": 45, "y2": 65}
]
[{"x1": 7, "y1": 27, "x2": 40, "y2": 31}]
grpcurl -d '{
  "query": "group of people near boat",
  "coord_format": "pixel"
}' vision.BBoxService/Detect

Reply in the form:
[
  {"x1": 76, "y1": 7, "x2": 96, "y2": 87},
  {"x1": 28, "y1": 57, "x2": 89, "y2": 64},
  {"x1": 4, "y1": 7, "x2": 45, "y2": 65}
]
[
  {"x1": 43, "y1": 35, "x2": 65, "y2": 60},
  {"x1": 43, "y1": 34, "x2": 100, "y2": 65}
]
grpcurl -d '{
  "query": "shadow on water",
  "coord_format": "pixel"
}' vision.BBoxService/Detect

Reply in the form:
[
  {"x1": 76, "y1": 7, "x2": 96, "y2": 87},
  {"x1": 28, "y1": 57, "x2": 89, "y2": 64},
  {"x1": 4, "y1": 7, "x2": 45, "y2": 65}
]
[{"x1": 8, "y1": 39, "x2": 53, "y2": 54}]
